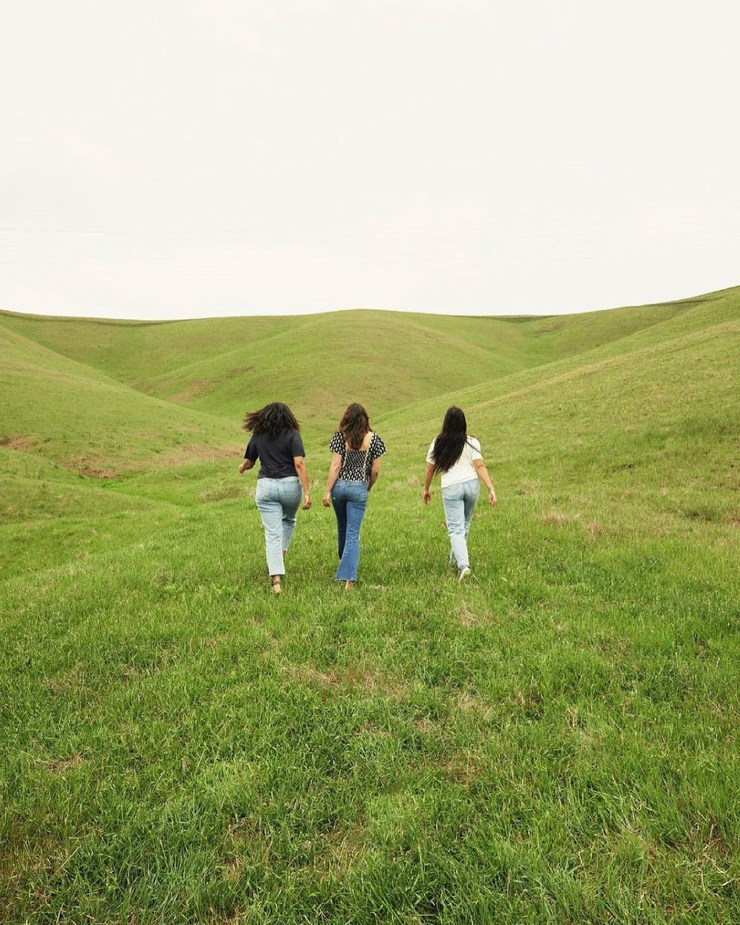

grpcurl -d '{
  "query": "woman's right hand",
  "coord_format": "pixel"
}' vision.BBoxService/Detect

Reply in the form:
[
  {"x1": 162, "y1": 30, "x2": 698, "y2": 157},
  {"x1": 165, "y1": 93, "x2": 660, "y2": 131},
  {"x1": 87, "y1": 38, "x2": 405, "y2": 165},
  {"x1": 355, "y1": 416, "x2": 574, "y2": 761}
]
[
  {"x1": 323, "y1": 492, "x2": 331, "y2": 507},
  {"x1": 423, "y1": 489, "x2": 431, "y2": 505}
]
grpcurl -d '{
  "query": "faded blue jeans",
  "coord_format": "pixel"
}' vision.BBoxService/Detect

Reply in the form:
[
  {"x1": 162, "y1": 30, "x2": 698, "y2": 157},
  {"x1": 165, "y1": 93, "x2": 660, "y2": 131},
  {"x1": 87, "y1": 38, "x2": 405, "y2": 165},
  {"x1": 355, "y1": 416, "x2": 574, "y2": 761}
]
[
  {"x1": 331, "y1": 479, "x2": 368, "y2": 581},
  {"x1": 254, "y1": 476, "x2": 303, "y2": 576},
  {"x1": 442, "y1": 477, "x2": 480, "y2": 569}
]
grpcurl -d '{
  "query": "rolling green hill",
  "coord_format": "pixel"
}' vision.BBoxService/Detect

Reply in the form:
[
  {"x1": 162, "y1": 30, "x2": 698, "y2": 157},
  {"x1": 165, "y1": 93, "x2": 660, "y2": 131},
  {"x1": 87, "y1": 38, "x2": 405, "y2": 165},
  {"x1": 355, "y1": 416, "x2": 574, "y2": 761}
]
[
  {"x1": 0, "y1": 316, "x2": 239, "y2": 475},
  {"x1": 1, "y1": 286, "x2": 738, "y2": 922},
  {"x1": 0, "y1": 287, "x2": 715, "y2": 427}
]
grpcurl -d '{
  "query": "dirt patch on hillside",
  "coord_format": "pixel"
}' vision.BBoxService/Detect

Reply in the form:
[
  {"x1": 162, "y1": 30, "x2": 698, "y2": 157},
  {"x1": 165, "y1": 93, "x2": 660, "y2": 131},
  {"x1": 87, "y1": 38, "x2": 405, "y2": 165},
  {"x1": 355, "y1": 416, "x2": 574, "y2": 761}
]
[
  {"x1": 314, "y1": 821, "x2": 368, "y2": 879},
  {"x1": 167, "y1": 379, "x2": 209, "y2": 404},
  {"x1": 152, "y1": 444, "x2": 236, "y2": 467},
  {"x1": 202, "y1": 485, "x2": 244, "y2": 502},
  {"x1": 65, "y1": 456, "x2": 121, "y2": 479},
  {"x1": 284, "y1": 662, "x2": 412, "y2": 700},
  {"x1": 61, "y1": 442, "x2": 235, "y2": 478},
  {"x1": 452, "y1": 690, "x2": 494, "y2": 720},
  {"x1": 458, "y1": 606, "x2": 481, "y2": 626},
  {"x1": 586, "y1": 520, "x2": 620, "y2": 538},
  {"x1": 438, "y1": 752, "x2": 483, "y2": 785},
  {"x1": 43, "y1": 754, "x2": 84, "y2": 774},
  {"x1": 0, "y1": 434, "x2": 33, "y2": 452},
  {"x1": 543, "y1": 510, "x2": 580, "y2": 526},
  {"x1": 287, "y1": 664, "x2": 340, "y2": 689}
]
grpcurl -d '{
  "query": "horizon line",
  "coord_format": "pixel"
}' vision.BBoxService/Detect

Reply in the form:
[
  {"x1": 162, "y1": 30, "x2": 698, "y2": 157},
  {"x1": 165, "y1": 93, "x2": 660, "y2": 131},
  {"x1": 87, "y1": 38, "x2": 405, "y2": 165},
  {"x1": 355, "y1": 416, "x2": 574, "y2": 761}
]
[{"x1": 1, "y1": 283, "x2": 736, "y2": 326}]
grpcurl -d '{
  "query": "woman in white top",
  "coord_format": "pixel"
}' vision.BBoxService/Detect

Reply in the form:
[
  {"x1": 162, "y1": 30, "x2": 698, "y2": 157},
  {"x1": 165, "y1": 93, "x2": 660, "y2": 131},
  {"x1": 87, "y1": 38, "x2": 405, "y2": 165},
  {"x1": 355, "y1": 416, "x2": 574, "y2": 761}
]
[{"x1": 423, "y1": 406, "x2": 497, "y2": 580}]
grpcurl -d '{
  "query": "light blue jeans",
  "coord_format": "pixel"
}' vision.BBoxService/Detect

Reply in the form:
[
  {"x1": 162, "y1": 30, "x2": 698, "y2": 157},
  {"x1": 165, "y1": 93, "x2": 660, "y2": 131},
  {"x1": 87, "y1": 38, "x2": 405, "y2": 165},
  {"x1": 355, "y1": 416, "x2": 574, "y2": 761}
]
[
  {"x1": 254, "y1": 476, "x2": 303, "y2": 576},
  {"x1": 442, "y1": 477, "x2": 480, "y2": 569},
  {"x1": 331, "y1": 479, "x2": 369, "y2": 581}
]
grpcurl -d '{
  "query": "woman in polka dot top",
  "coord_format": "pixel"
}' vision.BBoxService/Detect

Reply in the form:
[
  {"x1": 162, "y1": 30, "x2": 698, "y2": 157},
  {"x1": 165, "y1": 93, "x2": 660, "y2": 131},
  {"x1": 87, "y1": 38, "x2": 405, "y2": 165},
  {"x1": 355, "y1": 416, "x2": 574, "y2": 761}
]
[{"x1": 323, "y1": 403, "x2": 387, "y2": 588}]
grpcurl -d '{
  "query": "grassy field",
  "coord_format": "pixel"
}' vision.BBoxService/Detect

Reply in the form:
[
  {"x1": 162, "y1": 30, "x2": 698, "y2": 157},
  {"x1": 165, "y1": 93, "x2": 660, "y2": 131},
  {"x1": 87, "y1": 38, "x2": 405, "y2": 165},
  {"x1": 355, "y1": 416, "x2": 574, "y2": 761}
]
[{"x1": 1, "y1": 287, "x2": 739, "y2": 922}]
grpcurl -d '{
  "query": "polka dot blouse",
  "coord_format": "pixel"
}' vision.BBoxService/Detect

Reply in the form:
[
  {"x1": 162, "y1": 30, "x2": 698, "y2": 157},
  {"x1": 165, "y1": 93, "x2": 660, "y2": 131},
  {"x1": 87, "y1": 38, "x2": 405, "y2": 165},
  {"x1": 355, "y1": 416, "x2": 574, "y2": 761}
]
[{"x1": 329, "y1": 431, "x2": 387, "y2": 482}]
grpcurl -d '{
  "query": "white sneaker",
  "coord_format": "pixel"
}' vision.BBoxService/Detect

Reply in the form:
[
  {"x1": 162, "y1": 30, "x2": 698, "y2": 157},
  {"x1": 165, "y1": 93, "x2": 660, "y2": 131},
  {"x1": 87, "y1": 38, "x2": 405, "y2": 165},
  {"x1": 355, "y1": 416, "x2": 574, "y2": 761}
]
[{"x1": 458, "y1": 566, "x2": 471, "y2": 582}]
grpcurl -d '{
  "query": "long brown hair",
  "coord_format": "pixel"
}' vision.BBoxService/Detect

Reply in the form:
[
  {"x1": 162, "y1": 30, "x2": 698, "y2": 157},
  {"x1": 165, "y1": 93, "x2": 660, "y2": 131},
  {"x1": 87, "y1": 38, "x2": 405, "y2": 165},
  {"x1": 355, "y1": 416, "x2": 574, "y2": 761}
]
[
  {"x1": 243, "y1": 402, "x2": 300, "y2": 436},
  {"x1": 339, "y1": 402, "x2": 370, "y2": 450},
  {"x1": 431, "y1": 406, "x2": 473, "y2": 474}
]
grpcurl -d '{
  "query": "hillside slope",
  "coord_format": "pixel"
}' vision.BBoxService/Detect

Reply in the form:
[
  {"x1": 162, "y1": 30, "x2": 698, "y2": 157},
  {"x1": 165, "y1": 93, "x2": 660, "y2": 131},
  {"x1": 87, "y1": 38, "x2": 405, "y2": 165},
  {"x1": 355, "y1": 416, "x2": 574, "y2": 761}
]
[
  {"x1": 382, "y1": 287, "x2": 739, "y2": 436},
  {"x1": 391, "y1": 312, "x2": 739, "y2": 527},
  {"x1": 3, "y1": 287, "x2": 730, "y2": 429},
  {"x1": 2, "y1": 288, "x2": 738, "y2": 922},
  {"x1": 0, "y1": 319, "x2": 238, "y2": 476}
]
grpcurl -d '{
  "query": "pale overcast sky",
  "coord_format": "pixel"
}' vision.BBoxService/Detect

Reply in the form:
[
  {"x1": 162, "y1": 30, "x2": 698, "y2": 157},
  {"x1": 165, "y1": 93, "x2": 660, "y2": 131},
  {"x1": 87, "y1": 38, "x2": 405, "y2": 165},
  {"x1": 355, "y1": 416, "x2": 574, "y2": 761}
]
[{"x1": 1, "y1": 1, "x2": 738, "y2": 319}]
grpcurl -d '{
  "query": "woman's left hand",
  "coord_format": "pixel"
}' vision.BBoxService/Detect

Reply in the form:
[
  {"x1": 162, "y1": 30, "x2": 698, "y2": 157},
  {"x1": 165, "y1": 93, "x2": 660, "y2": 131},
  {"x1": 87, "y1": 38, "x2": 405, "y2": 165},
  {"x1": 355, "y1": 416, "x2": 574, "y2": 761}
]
[
  {"x1": 303, "y1": 493, "x2": 312, "y2": 510},
  {"x1": 489, "y1": 491, "x2": 497, "y2": 507}
]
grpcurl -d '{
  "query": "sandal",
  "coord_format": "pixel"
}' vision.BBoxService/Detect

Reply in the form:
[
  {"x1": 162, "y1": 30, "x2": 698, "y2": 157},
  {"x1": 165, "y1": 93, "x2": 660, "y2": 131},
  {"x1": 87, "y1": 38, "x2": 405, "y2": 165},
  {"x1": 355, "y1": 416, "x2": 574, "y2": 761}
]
[{"x1": 271, "y1": 576, "x2": 282, "y2": 595}]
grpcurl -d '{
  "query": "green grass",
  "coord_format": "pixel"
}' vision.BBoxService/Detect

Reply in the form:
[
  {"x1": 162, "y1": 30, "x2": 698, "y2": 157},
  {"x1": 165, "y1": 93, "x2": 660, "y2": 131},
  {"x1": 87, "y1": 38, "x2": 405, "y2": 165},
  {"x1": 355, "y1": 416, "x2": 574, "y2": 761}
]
[{"x1": 1, "y1": 287, "x2": 739, "y2": 922}]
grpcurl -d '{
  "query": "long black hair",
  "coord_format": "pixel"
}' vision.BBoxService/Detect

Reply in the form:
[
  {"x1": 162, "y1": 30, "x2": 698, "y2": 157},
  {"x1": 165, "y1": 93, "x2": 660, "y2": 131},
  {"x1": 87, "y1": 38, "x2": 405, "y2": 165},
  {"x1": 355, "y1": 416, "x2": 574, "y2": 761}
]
[
  {"x1": 243, "y1": 402, "x2": 300, "y2": 436},
  {"x1": 339, "y1": 403, "x2": 370, "y2": 450},
  {"x1": 431, "y1": 406, "x2": 473, "y2": 474}
]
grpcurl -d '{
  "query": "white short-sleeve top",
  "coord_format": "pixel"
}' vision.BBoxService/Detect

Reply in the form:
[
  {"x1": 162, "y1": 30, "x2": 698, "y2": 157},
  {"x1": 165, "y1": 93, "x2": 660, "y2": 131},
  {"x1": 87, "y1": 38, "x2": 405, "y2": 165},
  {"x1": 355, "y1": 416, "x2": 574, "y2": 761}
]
[{"x1": 426, "y1": 436, "x2": 483, "y2": 488}]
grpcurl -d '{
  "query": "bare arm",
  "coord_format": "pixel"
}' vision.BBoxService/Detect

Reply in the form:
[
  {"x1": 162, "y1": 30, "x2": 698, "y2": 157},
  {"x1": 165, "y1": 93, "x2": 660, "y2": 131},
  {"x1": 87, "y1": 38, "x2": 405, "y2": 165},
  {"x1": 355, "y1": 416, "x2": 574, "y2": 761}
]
[
  {"x1": 323, "y1": 453, "x2": 342, "y2": 507},
  {"x1": 474, "y1": 458, "x2": 497, "y2": 507},
  {"x1": 239, "y1": 458, "x2": 255, "y2": 474},
  {"x1": 293, "y1": 456, "x2": 312, "y2": 509},
  {"x1": 422, "y1": 462, "x2": 435, "y2": 504},
  {"x1": 368, "y1": 458, "x2": 381, "y2": 491}
]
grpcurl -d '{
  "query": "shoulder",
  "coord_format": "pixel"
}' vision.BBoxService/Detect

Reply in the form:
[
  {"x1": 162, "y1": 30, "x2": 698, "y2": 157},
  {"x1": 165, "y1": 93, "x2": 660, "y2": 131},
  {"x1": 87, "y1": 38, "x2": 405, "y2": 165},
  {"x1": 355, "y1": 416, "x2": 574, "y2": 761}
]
[
  {"x1": 370, "y1": 433, "x2": 387, "y2": 457},
  {"x1": 245, "y1": 433, "x2": 260, "y2": 459},
  {"x1": 467, "y1": 436, "x2": 483, "y2": 460},
  {"x1": 329, "y1": 431, "x2": 345, "y2": 452}
]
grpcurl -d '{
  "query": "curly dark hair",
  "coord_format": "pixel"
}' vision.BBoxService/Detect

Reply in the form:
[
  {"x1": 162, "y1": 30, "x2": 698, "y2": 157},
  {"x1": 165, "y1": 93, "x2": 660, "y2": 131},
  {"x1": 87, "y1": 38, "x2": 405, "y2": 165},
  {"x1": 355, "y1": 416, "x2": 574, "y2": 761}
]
[
  {"x1": 431, "y1": 406, "x2": 475, "y2": 474},
  {"x1": 339, "y1": 403, "x2": 370, "y2": 450},
  {"x1": 243, "y1": 402, "x2": 300, "y2": 436}
]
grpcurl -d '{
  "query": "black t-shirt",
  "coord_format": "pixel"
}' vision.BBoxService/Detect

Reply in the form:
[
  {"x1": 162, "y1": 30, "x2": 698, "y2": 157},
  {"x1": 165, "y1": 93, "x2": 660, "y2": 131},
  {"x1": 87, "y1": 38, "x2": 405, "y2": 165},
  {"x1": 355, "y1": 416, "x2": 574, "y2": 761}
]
[{"x1": 244, "y1": 429, "x2": 305, "y2": 479}]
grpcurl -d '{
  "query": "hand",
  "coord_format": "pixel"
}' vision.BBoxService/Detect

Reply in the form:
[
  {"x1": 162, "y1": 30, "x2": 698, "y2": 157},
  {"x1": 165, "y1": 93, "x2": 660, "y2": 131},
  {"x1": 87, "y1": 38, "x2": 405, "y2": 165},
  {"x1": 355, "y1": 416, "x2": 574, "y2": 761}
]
[
  {"x1": 323, "y1": 492, "x2": 332, "y2": 507},
  {"x1": 238, "y1": 462, "x2": 248, "y2": 475},
  {"x1": 488, "y1": 490, "x2": 497, "y2": 507},
  {"x1": 423, "y1": 489, "x2": 431, "y2": 505},
  {"x1": 303, "y1": 493, "x2": 312, "y2": 511}
]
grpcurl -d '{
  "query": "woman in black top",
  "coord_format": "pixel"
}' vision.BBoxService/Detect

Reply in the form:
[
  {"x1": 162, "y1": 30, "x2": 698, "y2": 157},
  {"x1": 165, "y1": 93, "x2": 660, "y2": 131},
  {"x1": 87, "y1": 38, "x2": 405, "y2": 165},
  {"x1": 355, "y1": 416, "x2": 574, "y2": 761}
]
[
  {"x1": 239, "y1": 402, "x2": 311, "y2": 594},
  {"x1": 323, "y1": 403, "x2": 386, "y2": 588}
]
